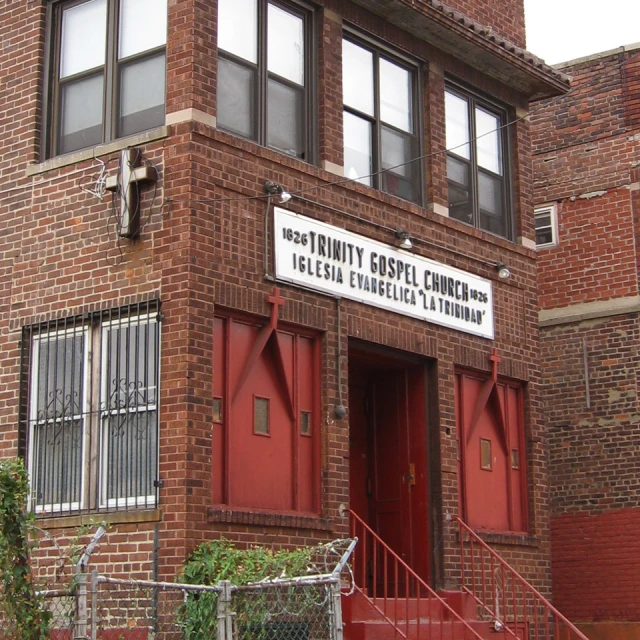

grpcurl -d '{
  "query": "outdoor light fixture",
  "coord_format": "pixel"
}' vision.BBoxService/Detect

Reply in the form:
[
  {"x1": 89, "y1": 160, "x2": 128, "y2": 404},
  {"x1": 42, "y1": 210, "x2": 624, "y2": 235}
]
[
  {"x1": 394, "y1": 227, "x2": 412, "y2": 250},
  {"x1": 263, "y1": 180, "x2": 291, "y2": 204},
  {"x1": 496, "y1": 262, "x2": 511, "y2": 279}
]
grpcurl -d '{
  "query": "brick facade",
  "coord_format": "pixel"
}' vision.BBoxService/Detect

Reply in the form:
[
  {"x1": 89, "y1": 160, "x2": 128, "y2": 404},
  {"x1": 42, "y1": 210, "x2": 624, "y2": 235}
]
[
  {"x1": 532, "y1": 44, "x2": 640, "y2": 637},
  {"x1": 0, "y1": 0, "x2": 565, "y2": 607}
]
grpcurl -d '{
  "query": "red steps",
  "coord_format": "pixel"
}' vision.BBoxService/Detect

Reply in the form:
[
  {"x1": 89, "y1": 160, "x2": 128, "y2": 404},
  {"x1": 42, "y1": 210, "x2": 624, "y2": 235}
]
[{"x1": 342, "y1": 590, "x2": 499, "y2": 640}]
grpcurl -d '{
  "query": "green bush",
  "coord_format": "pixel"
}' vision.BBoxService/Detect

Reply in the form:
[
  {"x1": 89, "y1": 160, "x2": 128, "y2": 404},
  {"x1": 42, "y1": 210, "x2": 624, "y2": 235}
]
[
  {"x1": 177, "y1": 538, "x2": 315, "y2": 640},
  {"x1": 0, "y1": 458, "x2": 50, "y2": 640},
  {"x1": 180, "y1": 537, "x2": 313, "y2": 586}
]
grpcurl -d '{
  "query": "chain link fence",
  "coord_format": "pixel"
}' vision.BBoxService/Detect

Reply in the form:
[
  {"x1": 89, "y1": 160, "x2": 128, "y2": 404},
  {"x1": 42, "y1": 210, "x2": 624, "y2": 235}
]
[
  {"x1": 91, "y1": 573, "x2": 342, "y2": 640},
  {"x1": 0, "y1": 538, "x2": 355, "y2": 640}
]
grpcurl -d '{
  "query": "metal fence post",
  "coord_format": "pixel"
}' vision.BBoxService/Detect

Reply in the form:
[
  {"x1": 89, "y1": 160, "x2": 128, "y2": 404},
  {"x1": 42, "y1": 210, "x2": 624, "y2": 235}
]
[
  {"x1": 90, "y1": 570, "x2": 98, "y2": 640},
  {"x1": 217, "y1": 580, "x2": 234, "y2": 640},
  {"x1": 330, "y1": 579, "x2": 344, "y2": 640},
  {"x1": 75, "y1": 572, "x2": 88, "y2": 640}
]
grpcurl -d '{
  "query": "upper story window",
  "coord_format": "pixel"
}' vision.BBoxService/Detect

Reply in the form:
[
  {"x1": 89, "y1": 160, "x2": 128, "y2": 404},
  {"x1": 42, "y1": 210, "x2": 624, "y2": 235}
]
[
  {"x1": 342, "y1": 36, "x2": 421, "y2": 204},
  {"x1": 445, "y1": 85, "x2": 511, "y2": 239},
  {"x1": 534, "y1": 204, "x2": 558, "y2": 247},
  {"x1": 46, "y1": 0, "x2": 167, "y2": 157},
  {"x1": 21, "y1": 302, "x2": 160, "y2": 515},
  {"x1": 217, "y1": 0, "x2": 314, "y2": 161}
]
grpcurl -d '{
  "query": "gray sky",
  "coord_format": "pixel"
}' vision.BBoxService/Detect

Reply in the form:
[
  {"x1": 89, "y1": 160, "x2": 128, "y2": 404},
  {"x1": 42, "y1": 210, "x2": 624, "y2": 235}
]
[{"x1": 524, "y1": 0, "x2": 640, "y2": 65}]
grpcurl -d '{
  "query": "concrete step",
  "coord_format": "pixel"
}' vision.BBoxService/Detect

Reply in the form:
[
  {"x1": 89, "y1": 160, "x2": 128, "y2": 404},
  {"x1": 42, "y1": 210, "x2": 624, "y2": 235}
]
[
  {"x1": 343, "y1": 619, "x2": 499, "y2": 640},
  {"x1": 343, "y1": 590, "x2": 478, "y2": 623}
]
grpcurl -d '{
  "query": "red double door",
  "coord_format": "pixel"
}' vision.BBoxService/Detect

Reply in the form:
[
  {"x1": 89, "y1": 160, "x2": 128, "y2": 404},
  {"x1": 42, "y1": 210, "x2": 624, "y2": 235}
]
[{"x1": 349, "y1": 351, "x2": 431, "y2": 588}]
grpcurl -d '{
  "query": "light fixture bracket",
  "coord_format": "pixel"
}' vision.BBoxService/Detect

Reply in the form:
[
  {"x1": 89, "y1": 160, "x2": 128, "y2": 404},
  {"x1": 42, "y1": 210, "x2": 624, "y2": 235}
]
[
  {"x1": 263, "y1": 180, "x2": 291, "y2": 203},
  {"x1": 394, "y1": 227, "x2": 412, "y2": 250},
  {"x1": 496, "y1": 262, "x2": 511, "y2": 279}
]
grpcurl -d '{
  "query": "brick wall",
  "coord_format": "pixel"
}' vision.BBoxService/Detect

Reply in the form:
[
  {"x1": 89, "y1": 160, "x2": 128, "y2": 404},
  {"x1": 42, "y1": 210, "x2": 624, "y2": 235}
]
[
  {"x1": 0, "y1": 0, "x2": 553, "y2": 598},
  {"x1": 552, "y1": 509, "x2": 640, "y2": 622},
  {"x1": 532, "y1": 46, "x2": 640, "y2": 630}
]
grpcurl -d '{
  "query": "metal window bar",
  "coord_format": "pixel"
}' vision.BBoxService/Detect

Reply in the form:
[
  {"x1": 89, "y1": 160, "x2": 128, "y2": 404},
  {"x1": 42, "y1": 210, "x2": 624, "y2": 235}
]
[{"x1": 21, "y1": 301, "x2": 160, "y2": 516}]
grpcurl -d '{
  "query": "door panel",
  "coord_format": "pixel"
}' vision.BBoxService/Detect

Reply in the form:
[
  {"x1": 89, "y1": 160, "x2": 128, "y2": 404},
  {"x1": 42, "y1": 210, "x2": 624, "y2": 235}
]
[{"x1": 348, "y1": 355, "x2": 430, "y2": 590}]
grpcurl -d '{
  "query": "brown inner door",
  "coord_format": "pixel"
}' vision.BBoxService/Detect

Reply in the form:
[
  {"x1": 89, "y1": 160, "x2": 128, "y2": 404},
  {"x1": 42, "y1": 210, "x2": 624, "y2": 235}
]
[{"x1": 349, "y1": 351, "x2": 430, "y2": 588}]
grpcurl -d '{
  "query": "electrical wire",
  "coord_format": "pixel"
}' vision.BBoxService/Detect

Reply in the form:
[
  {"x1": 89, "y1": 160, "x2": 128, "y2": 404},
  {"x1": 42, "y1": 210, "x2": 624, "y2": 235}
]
[{"x1": 165, "y1": 111, "x2": 532, "y2": 208}]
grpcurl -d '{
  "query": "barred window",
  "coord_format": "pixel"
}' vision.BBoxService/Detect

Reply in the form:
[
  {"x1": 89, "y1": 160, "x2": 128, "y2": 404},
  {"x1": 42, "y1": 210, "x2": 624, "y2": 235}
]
[{"x1": 22, "y1": 302, "x2": 160, "y2": 515}]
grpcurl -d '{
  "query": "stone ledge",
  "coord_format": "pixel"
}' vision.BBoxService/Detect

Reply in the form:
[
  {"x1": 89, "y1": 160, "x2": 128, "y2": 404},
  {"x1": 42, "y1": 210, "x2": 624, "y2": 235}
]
[
  {"x1": 26, "y1": 126, "x2": 168, "y2": 176},
  {"x1": 36, "y1": 508, "x2": 162, "y2": 530},
  {"x1": 207, "y1": 507, "x2": 332, "y2": 531},
  {"x1": 539, "y1": 296, "x2": 640, "y2": 327},
  {"x1": 457, "y1": 529, "x2": 540, "y2": 547}
]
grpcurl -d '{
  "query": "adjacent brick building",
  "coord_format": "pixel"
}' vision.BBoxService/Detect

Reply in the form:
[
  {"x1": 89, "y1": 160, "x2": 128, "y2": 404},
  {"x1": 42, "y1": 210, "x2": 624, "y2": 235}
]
[
  {"x1": 0, "y1": 0, "x2": 569, "y2": 627},
  {"x1": 532, "y1": 43, "x2": 640, "y2": 640}
]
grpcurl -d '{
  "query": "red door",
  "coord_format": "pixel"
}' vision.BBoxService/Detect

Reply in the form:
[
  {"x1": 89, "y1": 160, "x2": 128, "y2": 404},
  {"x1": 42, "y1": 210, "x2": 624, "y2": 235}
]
[{"x1": 349, "y1": 354, "x2": 430, "y2": 588}]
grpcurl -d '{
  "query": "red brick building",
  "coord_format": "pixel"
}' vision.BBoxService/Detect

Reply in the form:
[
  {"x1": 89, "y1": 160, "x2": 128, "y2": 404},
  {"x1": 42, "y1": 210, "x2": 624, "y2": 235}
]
[
  {"x1": 0, "y1": 0, "x2": 570, "y2": 632},
  {"x1": 532, "y1": 44, "x2": 640, "y2": 640}
]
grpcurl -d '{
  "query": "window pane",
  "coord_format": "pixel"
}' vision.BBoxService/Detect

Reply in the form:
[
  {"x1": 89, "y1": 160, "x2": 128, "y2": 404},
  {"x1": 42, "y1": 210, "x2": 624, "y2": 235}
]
[
  {"x1": 119, "y1": 0, "x2": 168, "y2": 59},
  {"x1": 218, "y1": 0, "x2": 257, "y2": 63},
  {"x1": 445, "y1": 91, "x2": 470, "y2": 159},
  {"x1": 267, "y1": 4, "x2": 304, "y2": 85},
  {"x1": 300, "y1": 411, "x2": 311, "y2": 435},
  {"x1": 447, "y1": 155, "x2": 472, "y2": 224},
  {"x1": 476, "y1": 107, "x2": 502, "y2": 174},
  {"x1": 343, "y1": 111, "x2": 372, "y2": 186},
  {"x1": 59, "y1": 74, "x2": 104, "y2": 154},
  {"x1": 33, "y1": 420, "x2": 83, "y2": 509},
  {"x1": 342, "y1": 40, "x2": 374, "y2": 116},
  {"x1": 536, "y1": 225, "x2": 553, "y2": 246},
  {"x1": 254, "y1": 397, "x2": 270, "y2": 435},
  {"x1": 479, "y1": 171, "x2": 506, "y2": 236},
  {"x1": 32, "y1": 331, "x2": 85, "y2": 511},
  {"x1": 60, "y1": 0, "x2": 106, "y2": 78},
  {"x1": 102, "y1": 317, "x2": 159, "y2": 506},
  {"x1": 380, "y1": 58, "x2": 412, "y2": 132},
  {"x1": 381, "y1": 125, "x2": 417, "y2": 202},
  {"x1": 535, "y1": 211, "x2": 554, "y2": 245},
  {"x1": 118, "y1": 53, "x2": 166, "y2": 137},
  {"x1": 267, "y1": 78, "x2": 303, "y2": 157},
  {"x1": 36, "y1": 334, "x2": 84, "y2": 420},
  {"x1": 105, "y1": 411, "x2": 157, "y2": 503},
  {"x1": 217, "y1": 56, "x2": 256, "y2": 139}
]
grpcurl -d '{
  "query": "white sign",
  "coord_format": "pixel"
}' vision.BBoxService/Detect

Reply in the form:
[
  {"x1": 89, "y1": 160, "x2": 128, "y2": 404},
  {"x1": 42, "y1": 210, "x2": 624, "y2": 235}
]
[{"x1": 274, "y1": 208, "x2": 494, "y2": 339}]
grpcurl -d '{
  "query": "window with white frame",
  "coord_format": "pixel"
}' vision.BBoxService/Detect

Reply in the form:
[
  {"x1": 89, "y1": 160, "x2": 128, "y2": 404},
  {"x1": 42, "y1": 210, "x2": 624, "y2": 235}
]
[
  {"x1": 22, "y1": 303, "x2": 160, "y2": 514},
  {"x1": 534, "y1": 204, "x2": 558, "y2": 247},
  {"x1": 45, "y1": 0, "x2": 167, "y2": 157}
]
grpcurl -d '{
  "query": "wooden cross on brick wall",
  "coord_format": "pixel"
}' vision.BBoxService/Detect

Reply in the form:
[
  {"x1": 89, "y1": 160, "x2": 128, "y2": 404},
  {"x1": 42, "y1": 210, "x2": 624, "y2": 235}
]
[
  {"x1": 267, "y1": 286, "x2": 285, "y2": 329},
  {"x1": 105, "y1": 148, "x2": 157, "y2": 238},
  {"x1": 489, "y1": 347, "x2": 502, "y2": 383}
]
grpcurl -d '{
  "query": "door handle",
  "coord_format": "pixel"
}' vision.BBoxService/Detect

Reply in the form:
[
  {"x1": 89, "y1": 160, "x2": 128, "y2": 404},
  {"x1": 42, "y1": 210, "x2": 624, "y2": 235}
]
[{"x1": 404, "y1": 463, "x2": 416, "y2": 486}]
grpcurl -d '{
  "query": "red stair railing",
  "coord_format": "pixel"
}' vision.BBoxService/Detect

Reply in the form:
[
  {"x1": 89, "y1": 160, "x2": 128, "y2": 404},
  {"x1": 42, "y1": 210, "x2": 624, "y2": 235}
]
[
  {"x1": 348, "y1": 509, "x2": 486, "y2": 639},
  {"x1": 454, "y1": 517, "x2": 590, "y2": 640}
]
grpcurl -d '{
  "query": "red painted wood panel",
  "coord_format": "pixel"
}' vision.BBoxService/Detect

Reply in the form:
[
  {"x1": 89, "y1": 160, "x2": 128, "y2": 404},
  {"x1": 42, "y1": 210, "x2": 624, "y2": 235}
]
[
  {"x1": 212, "y1": 315, "x2": 318, "y2": 513},
  {"x1": 457, "y1": 371, "x2": 527, "y2": 532}
]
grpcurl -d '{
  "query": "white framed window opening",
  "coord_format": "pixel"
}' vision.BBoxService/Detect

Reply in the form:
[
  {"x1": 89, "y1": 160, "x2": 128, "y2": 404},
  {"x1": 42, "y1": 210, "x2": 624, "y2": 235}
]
[
  {"x1": 534, "y1": 204, "x2": 558, "y2": 247},
  {"x1": 25, "y1": 303, "x2": 160, "y2": 514}
]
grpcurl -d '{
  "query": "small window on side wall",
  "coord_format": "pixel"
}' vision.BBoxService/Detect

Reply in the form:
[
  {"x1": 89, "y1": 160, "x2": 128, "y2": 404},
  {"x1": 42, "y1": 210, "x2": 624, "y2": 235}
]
[
  {"x1": 445, "y1": 84, "x2": 512, "y2": 239},
  {"x1": 534, "y1": 204, "x2": 558, "y2": 248},
  {"x1": 216, "y1": 0, "x2": 314, "y2": 161},
  {"x1": 46, "y1": 0, "x2": 167, "y2": 157},
  {"x1": 342, "y1": 35, "x2": 422, "y2": 205}
]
